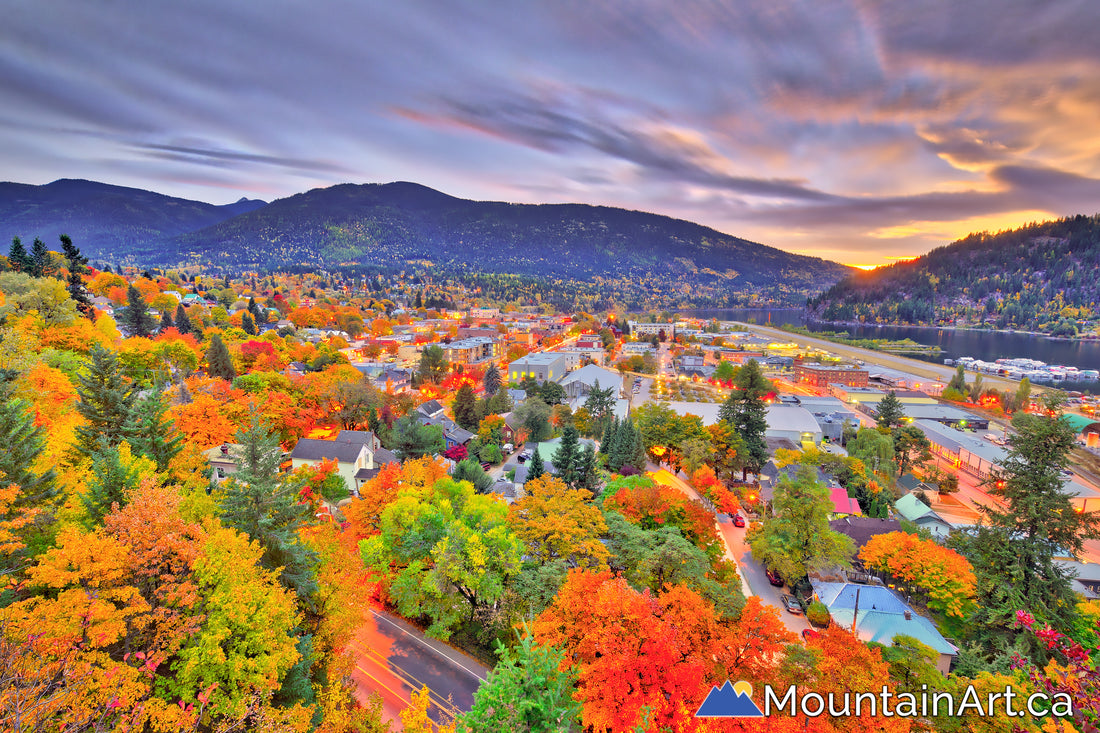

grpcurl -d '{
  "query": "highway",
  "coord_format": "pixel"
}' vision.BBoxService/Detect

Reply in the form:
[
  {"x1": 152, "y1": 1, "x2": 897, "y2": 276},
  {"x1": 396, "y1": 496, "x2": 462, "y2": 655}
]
[{"x1": 347, "y1": 605, "x2": 488, "y2": 730}]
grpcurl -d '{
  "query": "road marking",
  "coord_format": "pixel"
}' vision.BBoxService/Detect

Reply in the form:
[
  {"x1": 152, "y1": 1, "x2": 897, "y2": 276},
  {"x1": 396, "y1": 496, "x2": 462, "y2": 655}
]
[
  {"x1": 369, "y1": 609, "x2": 488, "y2": 682},
  {"x1": 359, "y1": 643, "x2": 462, "y2": 715},
  {"x1": 355, "y1": 663, "x2": 461, "y2": 719}
]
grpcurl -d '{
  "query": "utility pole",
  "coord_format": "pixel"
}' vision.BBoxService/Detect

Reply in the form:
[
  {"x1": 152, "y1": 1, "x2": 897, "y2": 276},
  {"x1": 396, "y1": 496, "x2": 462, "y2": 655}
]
[{"x1": 851, "y1": 585, "x2": 861, "y2": 635}]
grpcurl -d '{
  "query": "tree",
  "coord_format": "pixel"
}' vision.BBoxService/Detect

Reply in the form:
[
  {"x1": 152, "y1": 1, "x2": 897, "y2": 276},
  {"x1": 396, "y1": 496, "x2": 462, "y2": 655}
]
[
  {"x1": 574, "y1": 444, "x2": 598, "y2": 493},
  {"x1": 515, "y1": 397, "x2": 552, "y2": 442},
  {"x1": 159, "y1": 308, "x2": 174, "y2": 332},
  {"x1": 713, "y1": 360, "x2": 736, "y2": 382},
  {"x1": 1013, "y1": 376, "x2": 1031, "y2": 412},
  {"x1": 118, "y1": 284, "x2": 155, "y2": 337},
  {"x1": 453, "y1": 458, "x2": 493, "y2": 494},
  {"x1": 511, "y1": 474, "x2": 607, "y2": 569},
  {"x1": 206, "y1": 333, "x2": 236, "y2": 380},
  {"x1": 331, "y1": 379, "x2": 382, "y2": 430},
  {"x1": 582, "y1": 379, "x2": 615, "y2": 437},
  {"x1": 418, "y1": 345, "x2": 447, "y2": 383},
  {"x1": 551, "y1": 424, "x2": 581, "y2": 488},
  {"x1": 390, "y1": 416, "x2": 445, "y2": 460},
  {"x1": 719, "y1": 359, "x2": 770, "y2": 479},
  {"x1": 951, "y1": 402, "x2": 1100, "y2": 659},
  {"x1": 527, "y1": 445, "x2": 545, "y2": 481},
  {"x1": 875, "y1": 390, "x2": 905, "y2": 430},
  {"x1": 453, "y1": 383, "x2": 479, "y2": 431},
  {"x1": 29, "y1": 238, "x2": 54, "y2": 278},
  {"x1": 7, "y1": 237, "x2": 32, "y2": 273},
  {"x1": 860, "y1": 532, "x2": 976, "y2": 618},
  {"x1": 893, "y1": 424, "x2": 931, "y2": 475},
  {"x1": 80, "y1": 440, "x2": 148, "y2": 527},
  {"x1": 947, "y1": 364, "x2": 966, "y2": 393},
  {"x1": 848, "y1": 427, "x2": 896, "y2": 476},
  {"x1": 73, "y1": 344, "x2": 136, "y2": 459},
  {"x1": 220, "y1": 409, "x2": 319, "y2": 602},
  {"x1": 539, "y1": 381, "x2": 565, "y2": 406},
  {"x1": 174, "y1": 303, "x2": 193, "y2": 335},
  {"x1": 454, "y1": 630, "x2": 581, "y2": 733},
  {"x1": 748, "y1": 464, "x2": 855, "y2": 583},
  {"x1": 482, "y1": 363, "x2": 501, "y2": 396},
  {"x1": 241, "y1": 311, "x2": 257, "y2": 336},
  {"x1": 125, "y1": 388, "x2": 184, "y2": 472},
  {"x1": 59, "y1": 235, "x2": 94, "y2": 319},
  {"x1": 0, "y1": 387, "x2": 57, "y2": 509}
]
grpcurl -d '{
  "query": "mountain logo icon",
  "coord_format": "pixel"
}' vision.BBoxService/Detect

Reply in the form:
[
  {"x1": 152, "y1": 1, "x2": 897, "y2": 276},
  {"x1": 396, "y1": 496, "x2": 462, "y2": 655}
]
[{"x1": 695, "y1": 680, "x2": 765, "y2": 717}]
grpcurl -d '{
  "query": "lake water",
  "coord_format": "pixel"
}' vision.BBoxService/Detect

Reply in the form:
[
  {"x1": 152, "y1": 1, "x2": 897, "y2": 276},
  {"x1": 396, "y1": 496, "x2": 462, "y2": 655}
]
[{"x1": 686, "y1": 308, "x2": 1100, "y2": 393}]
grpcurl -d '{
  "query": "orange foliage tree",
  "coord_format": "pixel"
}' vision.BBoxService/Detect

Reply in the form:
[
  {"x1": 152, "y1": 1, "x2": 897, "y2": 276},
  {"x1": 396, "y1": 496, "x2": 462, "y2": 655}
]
[
  {"x1": 604, "y1": 476, "x2": 722, "y2": 559},
  {"x1": 508, "y1": 475, "x2": 609, "y2": 569},
  {"x1": 859, "y1": 531, "x2": 976, "y2": 618},
  {"x1": 691, "y1": 465, "x2": 741, "y2": 515}
]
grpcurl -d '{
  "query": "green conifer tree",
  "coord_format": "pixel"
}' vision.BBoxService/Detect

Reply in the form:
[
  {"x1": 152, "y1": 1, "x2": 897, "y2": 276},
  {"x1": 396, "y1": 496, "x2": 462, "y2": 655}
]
[
  {"x1": 206, "y1": 333, "x2": 236, "y2": 380},
  {"x1": 125, "y1": 389, "x2": 183, "y2": 472},
  {"x1": 74, "y1": 345, "x2": 136, "y2": 459},
  {"x1": 80, "y1": 439, "x2": 143, "y2": 527},
  {"x1": 7, "y1": 237, "x2": 32, "y2": 273},
  {"x1": 574, "y1": 444, "x2": 598, "y2": 493},
  {"x1": 483, "y1": 363, "x2": 501, "y2": 396},
  {"x1": 551, "y1": 424, "x2": 581, "y2": 488},
  {"x1": 174, "y1": 303, "x2": 193, "y2": 335},
  {"x1": 0, "y1": 386, "x2": 57, "y2": 506},
  {"x1": 599, "y1": 417, "x2": 617, "y2": 456},
  {"x1": 118, "y1": 284, "x2": 155, "y2": 337},
  {"x1": 453, "y1": 383, "x2": 479, "y2": 431},
  {"x1": 159, "y1": 308, "x2": 174, "y2": 331},
  {"x1": 241, "y1": 311, "x2": 257, "y2": 336},
  {"x1": 527, "y1": 445, "x2": 545, "y2": 481},
  {"x1": 59, "y1": 235, "x2": 94, "y2": 319},
  {"x1": 29, "y1": 238, "x2": 53, "y2": 278}
]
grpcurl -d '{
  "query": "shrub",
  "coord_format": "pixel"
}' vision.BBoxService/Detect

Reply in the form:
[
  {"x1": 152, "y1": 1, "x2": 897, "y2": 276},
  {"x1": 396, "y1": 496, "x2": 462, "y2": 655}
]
[{"x1": 806, "y1": 601, "x2": 831, "y2": 628}]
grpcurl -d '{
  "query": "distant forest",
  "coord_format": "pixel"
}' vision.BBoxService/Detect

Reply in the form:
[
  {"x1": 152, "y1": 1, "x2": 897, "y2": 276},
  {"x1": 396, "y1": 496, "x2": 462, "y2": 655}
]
[{"x1": 807, "y1": 215, "x2": 1100, "y2": 336}]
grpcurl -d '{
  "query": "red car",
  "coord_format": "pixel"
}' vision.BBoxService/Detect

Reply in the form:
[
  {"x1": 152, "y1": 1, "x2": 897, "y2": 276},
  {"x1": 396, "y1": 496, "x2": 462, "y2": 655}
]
[
  {"x1": 801, "y1": 628, "x2": 820, "y2": 641},
  {"x1": 732, "y1": 514, "x2": 746, "y2": 528}
]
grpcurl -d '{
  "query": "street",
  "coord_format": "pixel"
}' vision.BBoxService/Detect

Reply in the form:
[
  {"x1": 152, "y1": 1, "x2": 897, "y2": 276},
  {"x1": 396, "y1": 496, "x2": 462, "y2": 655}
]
[{"x1": 347, "y1": 605, "x2": 488, "y2": 730}]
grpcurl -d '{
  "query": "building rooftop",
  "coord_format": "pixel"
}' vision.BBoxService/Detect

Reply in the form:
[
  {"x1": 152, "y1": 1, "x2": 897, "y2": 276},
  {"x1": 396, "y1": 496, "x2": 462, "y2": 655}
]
[
  {"x1": 765, "y1": 405, "x2": 822, "y2": 435},
  {"x1": 812, "y1": 581, "x2": 958, "y2": 656},
  {"x1": 509, "y1": 352, "x2": 569, "y2": 365}
]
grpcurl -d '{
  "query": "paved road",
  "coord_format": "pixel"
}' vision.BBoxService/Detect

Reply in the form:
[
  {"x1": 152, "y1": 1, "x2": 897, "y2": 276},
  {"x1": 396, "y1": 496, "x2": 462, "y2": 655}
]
[{"x1": 347, "y1": 605, "x2": 488, "y2": 730}]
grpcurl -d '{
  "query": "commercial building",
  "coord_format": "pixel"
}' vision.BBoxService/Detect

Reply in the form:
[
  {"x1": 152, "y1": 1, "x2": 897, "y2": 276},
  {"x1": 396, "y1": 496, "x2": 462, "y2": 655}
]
[
  {"x1": 507, "y1": 352, "x2": 572, "y2": 383},
  {"x1": 442, "y1": 336, "x2": 500, "y2": 366},
  {"x1": 764, "y1": 405, "x2": 823, "y2": 447},
  {"x1": 795, "y1": 363, "x2": 869, "y2": 388},
  {"x1": 627, "y1": 321, "x2": 675, "y2": 338}
]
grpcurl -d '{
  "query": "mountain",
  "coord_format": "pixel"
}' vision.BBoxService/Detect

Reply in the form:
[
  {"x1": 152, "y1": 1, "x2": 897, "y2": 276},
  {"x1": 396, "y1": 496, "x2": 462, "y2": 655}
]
[
  {"x1": 807, "y1": 215, "x2": 1100, "y2": 336},
  {"x1": 0, "y1": 179, "x2": 265, "y2": 258},
  {"x1": 166, "y1": 181, "x2": 851, "y2": 295}
]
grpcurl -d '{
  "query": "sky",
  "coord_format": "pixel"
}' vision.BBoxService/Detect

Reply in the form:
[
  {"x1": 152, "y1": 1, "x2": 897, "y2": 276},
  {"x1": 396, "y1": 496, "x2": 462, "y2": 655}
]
[{"x1": 5, "y1": 1, "x2": 1100, "y2": 267}]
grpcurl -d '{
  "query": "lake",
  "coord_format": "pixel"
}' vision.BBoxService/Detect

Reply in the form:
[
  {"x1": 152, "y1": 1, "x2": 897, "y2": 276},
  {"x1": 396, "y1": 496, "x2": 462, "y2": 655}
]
[{"x1": 685, "y1": 308, "x2": 1100, "y2": 393}]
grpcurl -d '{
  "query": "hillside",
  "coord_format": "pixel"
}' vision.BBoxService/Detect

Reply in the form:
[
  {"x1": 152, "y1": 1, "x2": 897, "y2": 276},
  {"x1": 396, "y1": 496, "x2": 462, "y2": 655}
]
[
  {"x1": 0, "y1": 179, "x2": 265, "y2": 258},
  {"x1": 165, "y1": 181, "x2": 851, "y2": 299},
  {"x1": 807, "y1": 215, "x2": 1100, "y2": 336}
]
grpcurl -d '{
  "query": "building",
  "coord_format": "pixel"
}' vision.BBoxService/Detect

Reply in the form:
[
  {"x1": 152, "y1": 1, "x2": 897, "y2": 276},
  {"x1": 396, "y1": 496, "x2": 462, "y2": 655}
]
[
  {"x1": 621, "y1": 342, "x2": 656, "y2": 355},
  {"x1": 829, "y1": 487, "x2": 863, "y2": 518},
  {"x1": 811, "y1": 581, "x2": 958, "y2": 674},
  {"x1": 290, "y1": 430, "x2": 398, "y2": 495},
  {"x1": 795, "y1": 363, "x2": 869, "y2": 388},
  {"x1": 894, "y1": 493, "x2": 954, "y2": 539},
  {"x1": 559, "y1": 363, "x2": 624, "y2": 400},
  {"x1": 507, "y1": 353, "x2": 572, "y2": 383},
  {"x1": 764, "y1": 405, "x2": 823, "y2": 447},
  {"x1": 457, "y1": 327, "x2": 500, "y2": 339},
  {"x1": 829, "y1": 516, "x2": 903, "y2": 552},
  {"x1": 415, "y1": 401, "x2": 476, "y2": 450},
  {"x1": 442, "y1": 336, "x2": 500, "y2": 366},
  {"x1": 627, "y1": 321, "x2": 674, "y2": 338},
  {"x1": 204, "y1": 443, "x2": 246, "y2": 483}
]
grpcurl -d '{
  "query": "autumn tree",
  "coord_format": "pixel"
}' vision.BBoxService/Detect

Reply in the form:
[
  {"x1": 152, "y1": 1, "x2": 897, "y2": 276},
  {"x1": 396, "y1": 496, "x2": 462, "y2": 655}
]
[
  {"x1": 73, "y1": 344, "x2": 136, "y2": 459},
  {"x1": 748, "y1": 464, "x2": 854, "y2": 583},
  {"x1": 509, "y1": 475, "x2": 608, "y2": 569},
  {"x1": 860, "y1": 532, "x2": 976, "y2": 617},
  {"x1": 206, "y1": 333, "x2": 236, "y2": 380}
]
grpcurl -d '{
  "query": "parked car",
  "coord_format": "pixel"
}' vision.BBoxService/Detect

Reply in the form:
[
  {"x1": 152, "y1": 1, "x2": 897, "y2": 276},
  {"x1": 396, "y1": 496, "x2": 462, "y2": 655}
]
[
  {"x1": 732, "y1": 514, "x2": 746, "y2": 528},
  {"x1": 480, "y1": 462, "x2": 493, "y2": 471},
  {"x1": 780, "y1": 594, "x2": 803, "y2": 615},
  {"x1": 801, "y1": 628, "x2": 820, "y2": 641},
  {"x1": 502, "y1": 443, "x2": 514, "y2": 453},
  {"x1": 766, "y1": 568, "x2": 784, "y2": 587}
]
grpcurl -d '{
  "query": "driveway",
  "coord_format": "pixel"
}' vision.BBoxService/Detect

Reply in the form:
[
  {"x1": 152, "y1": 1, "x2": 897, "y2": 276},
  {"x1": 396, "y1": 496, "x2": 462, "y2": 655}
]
[{"x1": 347, "y1": 605, "x2": 488, "y2": 729}]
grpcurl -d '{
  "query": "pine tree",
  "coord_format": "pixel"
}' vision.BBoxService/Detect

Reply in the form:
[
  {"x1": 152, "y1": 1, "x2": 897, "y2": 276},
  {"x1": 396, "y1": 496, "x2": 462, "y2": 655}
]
[
  {"x1": 160, "y1": 308, "x2": 174, "y2": 331},
  {"x1": 118, "y1": 284, "x2": 154, "y2": 337},
  {"x1": 29, "y1": 238, "x2": 53, "y2": 278},
  {"x1": 552, "y1": 424, "x2": 581, "y2": 488},
  {"x1": 7, "y1": 237, "x2": 32, "y2": 273},
  {"x1": 574, "y1": 444, "x2": 597, "y2": 493},
  {"x1": 206, "y1": 333, "x2": 236, "y2": 380},
  {"x1": 241, "y1": 311, "x2": 257, "y2": 335},
  {"x1": 527, "y1": 445, "x2": 545, "y2": 481},
  {"x1": 59, "y1": 235, "x2": 94, "y2": 319},
  {"x1": 721, "y1": 359, "x2": 770, "y2": 480},
  {"x1": 483, "y1": 363, "x2": 501, "y2": 396},
  {"x1": 875, "y1": 390, "x2": 905, "y2": 431},
  {"x1": 0, "y1": 387, "x2": 57, "y2": 506},
  {"x1": 125, "y1": 389, "x2": 183, "y2": 472},
  {"x1": 80, "y1": 439, "x2": 143, "y2": 527},
  {"x1": 628, "y1": 420, "x2": 648, "y2": 472},
  {"x1": 453, "y1": 383, "x2": 479, "y2": 431},
  {"x1": 599, "y1": 417, "x2": 617, "y2": 456},
  {"x1": 220, "y1": 409, "x2": 319, "y2": 601},
  {"x1": 174, "y1": 303, "x2": 193, "y2": 335},
  {"x1": 608, "y1": 419, "x2": 633, "y2": 472},
  {"x1": 74, "y1": 345, "x2": 136, "y2": 459}
]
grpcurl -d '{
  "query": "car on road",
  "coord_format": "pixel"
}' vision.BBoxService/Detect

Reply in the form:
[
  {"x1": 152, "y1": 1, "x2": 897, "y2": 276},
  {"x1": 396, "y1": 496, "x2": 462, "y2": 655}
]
[
  {"x1": 801, "y1": 628, "x2": 820, "y2": 641},
  {"x1": 780, "y1": 594, "x2": 803, "y2": 615},
  {"x1": 731, "y1": 514, "x2": 746, "y2": 527},
  {"x1": 766, "y1": 568, "x2": 784, "y2": 587}
]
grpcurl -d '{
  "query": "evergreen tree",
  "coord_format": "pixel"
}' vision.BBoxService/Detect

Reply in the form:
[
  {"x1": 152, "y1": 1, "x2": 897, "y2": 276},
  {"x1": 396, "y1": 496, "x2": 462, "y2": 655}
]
[
  {"x1": 720, "y1": 359, "x2": 770, "y2": 480},
  {"x1": 0, "y1": 386, "x2": 57, "y2": 506},
  {"x1": 125, "y1": 389, "x2": 183, "y2": 472},
  {"x1": 599, "y1": 417, "x2": 617, "y2": 455},
  {"x1": 59, "y1": 235, "x2": 94, "y2": 319},
  {"x1": 574, "y1": 444, "x2": 598, "y2": 494},
  {"x1": 7, "y1": 237, "x2": 32, "y2": 273},
  {"x1": 221, "y1": 409, "x2": 319, "y2": 601},
  {"x1": 174, "y1": 303, "x2": 193, "y2": 335},
  {"x1": 206, "y1": 333, "x2": 236, "y2": 380},
  {"x1": 609, "y1": 418, "x2": 635, "y2": 472},
  {"x1": 29, "y1": 238, "x2": 53, "y2": 278},
  {"x1": 483, "y1": 363, "x2": 501, "y2": 396},
  {"x1": 453, "y1": 383, "x2": 479, "y2": 431},
  {"x1": 875, "y1": 390, "x2": 905, "y2": 430},
  {"x1": 118, "y1": 284, "x2": 155, "y2": 337},
  {"x1": 552, "y1": 424, "x2": 581, "y2": 488},
  {"x1": 80, "y1": 439, "x2": 143, "y2": 527},
  {"x1": 248, "y1": 296, "x2": 263, "y2": 321},
  {"x1": 453, "y1": 458, "x2": 494, "y2": 494},
  {"x1": 527, "y1": 445, "x2": 545, "y2": 481},
  {"x1": 159, "y1": 308, "x2": 174, "y2": 331},
  {"x1": 241, "y1": 311, "x2": 257, "y2": 336},
  {"x1": 628, "y1": 420, "x2": 649, "y2": 472},
  {"x1": 582, "y1": 379, "x2": 615, "y2": 437},
  {"x1": 74, "y1": 345, "x2": 136, "y2": 459}
]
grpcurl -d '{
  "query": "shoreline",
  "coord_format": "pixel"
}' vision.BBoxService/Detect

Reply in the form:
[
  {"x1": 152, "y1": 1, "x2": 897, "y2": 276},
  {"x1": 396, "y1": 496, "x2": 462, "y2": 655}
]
[{"x1": 804, "y1": 316, "x2": 1098, "y2": 343}]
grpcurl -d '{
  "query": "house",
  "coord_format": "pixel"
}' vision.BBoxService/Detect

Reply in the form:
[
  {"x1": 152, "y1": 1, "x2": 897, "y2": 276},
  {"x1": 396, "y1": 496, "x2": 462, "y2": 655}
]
[
  {"x1": 894, "y1": 494, "x2": 954, "y2": 539},
  {"x1": 500, "y1": 412, "x2": 522, "y2": 444},
  {"x1": 290, "y1": 430, "x2": 398, "y2": 495},
  {"x1": 373, "y1": 368, "x2": 412, "y2": 393},
  {"x1": 758, "y1": 460, "x2": 839, "y2": 504},
  {"x1": 204, "y1": 443, "x2": 246, "y2": 483},
  {"x1": 506, "y1": 388, "x2": 527, "y2": 405},
  {"x1": 812, "y1": 580, "x2": 959, "y2": 674},
  {"x1": 828, "y1": 516, "x2": 903, "y2": 552},
  {"x1": 829, "y1": 487, "x2": 863, "y2": 518},
  {"x1": 415, "y1": 400, "x2": 475, "y2": 449}
]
